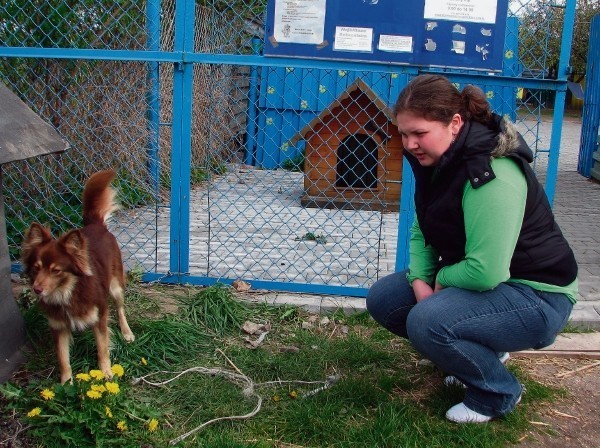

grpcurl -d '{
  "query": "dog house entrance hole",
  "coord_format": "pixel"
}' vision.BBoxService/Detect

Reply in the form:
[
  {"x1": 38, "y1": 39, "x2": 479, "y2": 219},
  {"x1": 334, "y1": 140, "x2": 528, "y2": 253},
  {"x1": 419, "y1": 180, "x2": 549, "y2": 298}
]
[{"x1": 336, "y1": 133, "x2": 378, "y2": 188}]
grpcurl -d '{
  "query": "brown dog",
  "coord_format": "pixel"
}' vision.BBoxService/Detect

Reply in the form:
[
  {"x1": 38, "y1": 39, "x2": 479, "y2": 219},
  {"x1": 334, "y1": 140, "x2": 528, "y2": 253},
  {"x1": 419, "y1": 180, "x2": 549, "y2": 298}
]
[{"x1": 21, "y1": 170, "x2": 135, "y2": 383}]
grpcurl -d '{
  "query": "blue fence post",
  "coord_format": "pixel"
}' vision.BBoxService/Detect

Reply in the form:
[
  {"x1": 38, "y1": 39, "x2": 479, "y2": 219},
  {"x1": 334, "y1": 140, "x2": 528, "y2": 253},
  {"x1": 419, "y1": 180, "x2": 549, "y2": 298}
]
[
  {"x1": 395, "y1": 162, "x2": 415, "y2": 271},
  {"x1": 578, "y1": 14, "x2": 600, "y2": 178},
  {"x1": 545, "y1": 0, "x2": 577, "y2": 205},
  {"x1": 146, "y1": 0, "x2": 161, "y2": 194},
  {"x1": 245, "y1": 37, "x2": 261, "y2": 166},
  {"x1": 170, "y1": 0, "x2": 195, "y2": 278}
]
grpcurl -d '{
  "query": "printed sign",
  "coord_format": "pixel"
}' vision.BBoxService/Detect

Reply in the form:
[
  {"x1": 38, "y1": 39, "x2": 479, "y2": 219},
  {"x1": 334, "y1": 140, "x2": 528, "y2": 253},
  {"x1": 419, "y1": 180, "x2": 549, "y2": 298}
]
[
  {"x1": 424, "y1": 0, "x2": 498, "y2": 24},
  {"x1": 273, "y1": 0, "x2": 327, "y2": 44}
]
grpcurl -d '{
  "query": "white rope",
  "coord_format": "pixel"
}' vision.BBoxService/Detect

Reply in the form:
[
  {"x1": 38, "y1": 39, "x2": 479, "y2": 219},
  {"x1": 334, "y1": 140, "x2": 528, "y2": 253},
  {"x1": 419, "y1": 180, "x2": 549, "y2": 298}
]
[{"x1": 131, "y1": 361, "x2": 340, "y2": 445}]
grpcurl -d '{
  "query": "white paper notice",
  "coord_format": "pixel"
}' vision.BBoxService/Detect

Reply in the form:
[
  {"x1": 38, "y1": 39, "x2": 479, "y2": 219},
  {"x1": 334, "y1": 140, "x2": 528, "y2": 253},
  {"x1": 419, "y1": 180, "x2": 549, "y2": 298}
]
[
  {"x1": 424, "y1": 0, "x2": 498, "y2": 24},
  {"x1": 334, "y1": 26, "x2": 373, "y2": 52},
  {"x1": 378, "y1": 35, "x2": 413, "y2": 53},
  {"x1": 273, "y1": 0, "x2": 326, "y2": 44}
]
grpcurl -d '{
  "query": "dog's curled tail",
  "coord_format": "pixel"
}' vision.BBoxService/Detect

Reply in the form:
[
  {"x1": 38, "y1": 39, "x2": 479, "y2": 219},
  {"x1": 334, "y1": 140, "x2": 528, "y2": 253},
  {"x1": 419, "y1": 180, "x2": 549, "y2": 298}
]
[{"x1": 82, "y1": 170, "x2": 119, "y2": 227}]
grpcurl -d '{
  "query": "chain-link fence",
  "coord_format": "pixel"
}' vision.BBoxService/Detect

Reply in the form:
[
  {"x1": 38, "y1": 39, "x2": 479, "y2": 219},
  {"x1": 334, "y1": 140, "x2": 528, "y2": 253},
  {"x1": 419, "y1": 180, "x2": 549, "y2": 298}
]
[{"x1": 0, "y1": 0, "x2": 578, "y2": 296}]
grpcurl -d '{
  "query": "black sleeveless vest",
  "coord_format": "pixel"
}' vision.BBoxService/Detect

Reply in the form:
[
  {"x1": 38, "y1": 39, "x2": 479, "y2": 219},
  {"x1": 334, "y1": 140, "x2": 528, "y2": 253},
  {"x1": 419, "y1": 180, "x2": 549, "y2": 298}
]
[{"x1": 406, "y1": 115, "x2": 577, "y2": 286}]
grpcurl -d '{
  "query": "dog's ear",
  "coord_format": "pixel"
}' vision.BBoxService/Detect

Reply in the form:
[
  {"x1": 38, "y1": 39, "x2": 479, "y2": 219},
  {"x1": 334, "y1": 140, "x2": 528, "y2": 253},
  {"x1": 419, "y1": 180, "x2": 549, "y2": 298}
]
[
  {"x1": 60, "y1": 230, "x2": 93, "y2": 276},
  {"x1": 21, "y1": 223, "x2": 53, "y2": 263}
]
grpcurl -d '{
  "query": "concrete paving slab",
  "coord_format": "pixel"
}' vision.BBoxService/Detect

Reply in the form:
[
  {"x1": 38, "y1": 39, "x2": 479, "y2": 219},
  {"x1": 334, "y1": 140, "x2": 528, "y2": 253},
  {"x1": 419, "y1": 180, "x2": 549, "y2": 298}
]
[{"x1": 515, "y1": 332, "x2": 600, "y2": 359}]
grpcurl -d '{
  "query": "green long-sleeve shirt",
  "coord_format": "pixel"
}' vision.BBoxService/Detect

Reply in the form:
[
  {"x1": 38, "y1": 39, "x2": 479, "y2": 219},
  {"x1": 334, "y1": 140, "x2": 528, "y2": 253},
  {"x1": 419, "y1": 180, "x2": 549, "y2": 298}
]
[{"x1": 407, "y1": 157, "x2": 578, "y2": 303}]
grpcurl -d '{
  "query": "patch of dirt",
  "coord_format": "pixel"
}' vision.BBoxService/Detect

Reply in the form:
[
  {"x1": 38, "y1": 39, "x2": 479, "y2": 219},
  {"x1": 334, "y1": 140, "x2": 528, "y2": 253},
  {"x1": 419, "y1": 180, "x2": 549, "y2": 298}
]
[{"x1": 511, "y1": 355, "x2": 600, "y2": 447}]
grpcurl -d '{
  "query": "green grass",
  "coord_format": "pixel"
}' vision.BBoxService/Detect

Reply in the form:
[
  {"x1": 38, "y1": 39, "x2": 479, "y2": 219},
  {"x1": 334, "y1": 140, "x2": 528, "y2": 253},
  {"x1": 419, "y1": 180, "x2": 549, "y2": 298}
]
[
  {"x1": 560, "y1": 323, "x2": 596, "y2": 334},
  {"x1": 1, "y1": 284, "x2": 563, "y2": 447}
]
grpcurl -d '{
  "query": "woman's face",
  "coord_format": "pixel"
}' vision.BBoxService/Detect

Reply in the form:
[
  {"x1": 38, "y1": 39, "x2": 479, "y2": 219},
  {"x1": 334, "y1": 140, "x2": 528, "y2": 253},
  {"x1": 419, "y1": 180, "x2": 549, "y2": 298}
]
[{"x1": 396, "y1": 111, "x2": 463, "y2": 166}]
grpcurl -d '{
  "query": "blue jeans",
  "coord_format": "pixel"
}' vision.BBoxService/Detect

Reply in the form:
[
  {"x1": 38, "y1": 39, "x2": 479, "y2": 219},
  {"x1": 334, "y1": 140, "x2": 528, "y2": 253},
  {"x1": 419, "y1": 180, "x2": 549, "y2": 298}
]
[{"x1": 366, "y1": 270, "x2": 573, "y2": 417}]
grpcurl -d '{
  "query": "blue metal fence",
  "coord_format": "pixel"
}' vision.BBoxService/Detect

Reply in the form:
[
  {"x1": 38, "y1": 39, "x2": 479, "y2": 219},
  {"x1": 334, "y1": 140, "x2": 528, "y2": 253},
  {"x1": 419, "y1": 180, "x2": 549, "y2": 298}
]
[
  {"x1": 0, "y1": 0, "x2": 579, "y2": 297},
  {"x1": 578, "y1": 14, "x2": 600, "y2": 178}
]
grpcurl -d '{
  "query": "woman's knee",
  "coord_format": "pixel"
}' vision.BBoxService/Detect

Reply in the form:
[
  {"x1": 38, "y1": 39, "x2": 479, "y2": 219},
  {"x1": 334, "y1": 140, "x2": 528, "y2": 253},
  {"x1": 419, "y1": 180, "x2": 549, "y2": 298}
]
[
  {"x1": 365, "y1": 278, "x2": 388, "y2": 323},
  {"x1": 366, "y1": 271, "x2": 412, "y2": 322},
  {"x1": 405, "y1": 298, "x2": 447, "y2": 349}
]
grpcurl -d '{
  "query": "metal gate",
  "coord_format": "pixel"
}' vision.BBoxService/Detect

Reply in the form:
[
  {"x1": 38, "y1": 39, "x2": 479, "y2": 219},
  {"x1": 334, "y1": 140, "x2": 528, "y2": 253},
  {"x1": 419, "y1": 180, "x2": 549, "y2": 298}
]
[
  {"x1": 578, "y1": 13, "x2": 600, "y2": 178},
  {"x1": 0, "y1": 0, "x2": 577, "y2": 297}
]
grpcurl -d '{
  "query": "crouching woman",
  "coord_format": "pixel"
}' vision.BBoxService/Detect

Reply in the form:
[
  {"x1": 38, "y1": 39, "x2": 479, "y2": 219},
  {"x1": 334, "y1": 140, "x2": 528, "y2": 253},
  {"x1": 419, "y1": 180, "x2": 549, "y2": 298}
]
[{"x1": 367, "y1": 74, "x2": 577, "y2": 423}]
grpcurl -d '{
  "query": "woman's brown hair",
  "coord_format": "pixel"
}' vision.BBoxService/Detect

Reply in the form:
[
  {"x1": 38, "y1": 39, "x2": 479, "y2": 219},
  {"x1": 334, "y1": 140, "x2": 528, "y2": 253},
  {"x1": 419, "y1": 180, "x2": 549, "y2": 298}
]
[{"x1": 393, "y1": 74, "x2": 493, "y2": 126}]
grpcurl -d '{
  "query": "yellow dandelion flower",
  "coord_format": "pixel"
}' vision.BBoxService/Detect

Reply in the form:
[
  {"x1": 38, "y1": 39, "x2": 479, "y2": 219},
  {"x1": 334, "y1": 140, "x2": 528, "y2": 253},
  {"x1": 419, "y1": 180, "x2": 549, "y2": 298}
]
[
  {"x1": 105, "y1": 406, "x2": 113, "y2": 418},
  {"x1": 75, "y1": 373, "x2": 91, "y2": 382},
  {"x1": 91, "y1": 384, "x2": 107, "y2": 393},
  {"x1": 105, "y1": 382, "x2": 120, "y2": 395},
  {"x1": 289, "y1": 390, "x2": 298, "y2": 399},
  {"x1": 89, "y1": 370, "x2": 105, "y2": 380},
  {"x1": 27, "y1": 407, "x2": 42, "y2": 417},
  {"x1": 141, "y1": 357, "x2": 148, "y2": 366},
  {"x1": 272, "y1": 395, "x2": 281, "y2": 402},
  {"x1": 116, "y1": 420, "x2": 127, "y2": 431},
  {"x1": 147, "y1": 418, "x2": 159, "y2": 432},
  {"x1": 40, "y1": 389, "x2": 55, "y2": 401},
  {"x1": 86, "y1": 390, "x2": 102, "y2": 399},
  {"x1": 111, "y1": 364, "x2": 124, "y2": 378}
]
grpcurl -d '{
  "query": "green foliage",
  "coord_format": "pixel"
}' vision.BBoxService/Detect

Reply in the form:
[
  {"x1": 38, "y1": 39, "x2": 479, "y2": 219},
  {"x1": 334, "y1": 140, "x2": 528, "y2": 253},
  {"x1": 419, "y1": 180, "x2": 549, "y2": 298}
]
[
  {"x1": 191, "y1": 167, "x2": 210, "y2": 183},
  {"x1": 176, "y1": 283, "x2": 249, "y2": 335},
  {"x1": 196, "y1": 0, "x2": 267, "y2": 17},
  {"x1": 560, "y1": 323, "x2": 595, "y2": 333},
  {"x1": 206, "y1": 158, "x2": 228, "y2": 176},
  {"x1": 1, "y1": 285, "x2": 565, "y2": 447},
  {"x1": 516, "y1": 0, "x2": 600, "y2": 79},
  {"x1": 0, "y1": 367, "x2": 160, "y2": 448},
  {"x1": 114, "y1": 171, "x2": 155, "y2": 209},
  {"x1": 295, "y1": 231, "x2": 328, "y2": 244},
  {"x1": 281, "y1": 152, "x2": 305, "y2": 172}
]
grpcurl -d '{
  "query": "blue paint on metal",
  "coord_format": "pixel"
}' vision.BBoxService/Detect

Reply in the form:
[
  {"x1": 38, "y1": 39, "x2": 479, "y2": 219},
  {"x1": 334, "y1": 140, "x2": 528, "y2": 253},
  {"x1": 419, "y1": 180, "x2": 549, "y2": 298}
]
[
  {"x1": 142, "y1": 273, "x2": 369, "y2": 297},
  {"x1": 578, "y1": 14, "x2": 600, "y2": 177},
  {"x1": 146, "y1": 0, "x2": 161, "y2": 194},
  {"x1": 544, "y1": 0, "x2": 577, "y2": 205},
  {"x1": 395, "y1": 153, "x2": 416, "y2": 271},
  {"x1": 169, "y1": 0, "x2": 195, "y2": 275},
  {"x1": 2, "y1": 0, "x2": 578, "y2": 297},
  {"x1": 264, "y1": 0, "x2": 510, "y2": 72},
  {"x1": 245, "y1": 38, "x2": 262, "y2": 166}
]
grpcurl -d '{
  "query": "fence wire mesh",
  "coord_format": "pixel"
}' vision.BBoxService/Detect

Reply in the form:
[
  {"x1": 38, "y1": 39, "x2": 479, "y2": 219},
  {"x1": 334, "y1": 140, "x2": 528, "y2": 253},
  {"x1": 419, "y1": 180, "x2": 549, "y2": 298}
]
[{"x1": 0, "y1": 0, "x2": 580, "y2": 293}]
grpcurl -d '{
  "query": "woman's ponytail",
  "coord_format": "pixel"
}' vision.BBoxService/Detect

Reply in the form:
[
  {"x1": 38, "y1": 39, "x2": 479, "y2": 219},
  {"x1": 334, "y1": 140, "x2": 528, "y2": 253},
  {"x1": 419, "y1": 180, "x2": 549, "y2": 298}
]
[{"x1": 460, "y1": 85, "x2": 494, "y2": 125}]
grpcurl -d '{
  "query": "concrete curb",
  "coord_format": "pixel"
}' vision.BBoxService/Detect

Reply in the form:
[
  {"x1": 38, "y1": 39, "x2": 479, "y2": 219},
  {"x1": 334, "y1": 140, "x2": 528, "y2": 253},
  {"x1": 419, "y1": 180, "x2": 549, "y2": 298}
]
[{"x1": 240, "y1": 291, "x2": 600, "y2": 331}]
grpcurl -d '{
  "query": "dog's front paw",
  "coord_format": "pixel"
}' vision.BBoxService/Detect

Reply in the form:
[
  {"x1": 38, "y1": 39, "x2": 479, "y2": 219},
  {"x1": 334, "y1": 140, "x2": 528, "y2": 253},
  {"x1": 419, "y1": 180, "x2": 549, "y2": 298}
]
[
  {"x1": 123, "y1": 331, "x2": 135, "y2": 343},
  {"x1": 60, "y1": 374, "x2": 73, "y2": 385},
  {"x1": 101, "y1": 366, "x2": 114, "y2": 380}
]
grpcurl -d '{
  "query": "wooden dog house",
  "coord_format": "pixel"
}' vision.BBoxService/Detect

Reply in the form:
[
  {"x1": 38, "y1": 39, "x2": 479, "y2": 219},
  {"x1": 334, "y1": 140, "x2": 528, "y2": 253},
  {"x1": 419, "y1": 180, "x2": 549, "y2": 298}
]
[{"x1": 290, "y1": 79, "x2": 403, "y2": 212}]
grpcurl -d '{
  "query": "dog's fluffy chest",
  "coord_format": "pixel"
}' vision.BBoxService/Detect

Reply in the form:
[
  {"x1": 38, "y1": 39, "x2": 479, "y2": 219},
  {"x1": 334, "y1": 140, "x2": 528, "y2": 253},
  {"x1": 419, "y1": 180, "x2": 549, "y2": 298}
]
[{"x1": 43, "y1": 301, "x2": 100, "y2": 332}]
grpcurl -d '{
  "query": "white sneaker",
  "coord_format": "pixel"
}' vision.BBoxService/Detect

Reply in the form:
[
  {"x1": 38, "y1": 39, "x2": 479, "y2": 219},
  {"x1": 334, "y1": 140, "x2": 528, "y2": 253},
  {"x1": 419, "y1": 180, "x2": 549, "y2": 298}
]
[
  {"x1": 444, "y1": 352, "x2": 510, "y2": 388},
  {"x1": 445, "y1": 402, "x2": 493, "y2": 423},
  {"x1": 445, "y1": 391, "x2": 523, "y2": 424}
]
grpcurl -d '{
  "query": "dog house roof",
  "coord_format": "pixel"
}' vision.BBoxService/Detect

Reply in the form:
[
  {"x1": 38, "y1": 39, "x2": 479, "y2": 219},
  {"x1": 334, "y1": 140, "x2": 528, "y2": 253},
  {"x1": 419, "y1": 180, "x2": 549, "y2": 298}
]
[
  {"x1": 0, "y1": 83, "x2": 68, "y2": 164},
  {"x1": 289, "y1": 79, "x2": 397, "y2": 146}
]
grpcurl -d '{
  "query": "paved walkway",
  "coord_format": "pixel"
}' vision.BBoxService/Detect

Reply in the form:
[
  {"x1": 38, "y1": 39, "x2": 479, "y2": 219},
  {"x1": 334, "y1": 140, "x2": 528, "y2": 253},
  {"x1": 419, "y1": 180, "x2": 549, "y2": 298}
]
[
  {"x1": 551, "y1": 120, "x2": 600, "y2": 330},
  {"x1": 246, "y1": 118, "x2": 600, "y2": 330}
]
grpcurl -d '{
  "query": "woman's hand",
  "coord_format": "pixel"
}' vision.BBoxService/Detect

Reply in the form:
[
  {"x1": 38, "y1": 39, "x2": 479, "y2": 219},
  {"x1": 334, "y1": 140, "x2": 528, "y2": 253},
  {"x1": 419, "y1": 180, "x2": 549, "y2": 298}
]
[{"x1": 412, "y1": 279, "x2": 434, "y2": 302}]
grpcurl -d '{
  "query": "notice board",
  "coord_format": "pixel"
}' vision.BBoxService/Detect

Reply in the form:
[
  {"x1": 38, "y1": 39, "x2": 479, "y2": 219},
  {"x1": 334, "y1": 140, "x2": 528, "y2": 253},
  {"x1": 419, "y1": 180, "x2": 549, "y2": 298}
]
[{"x1": 264, "y1": 0, "x2": 510, "y2": 72}]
